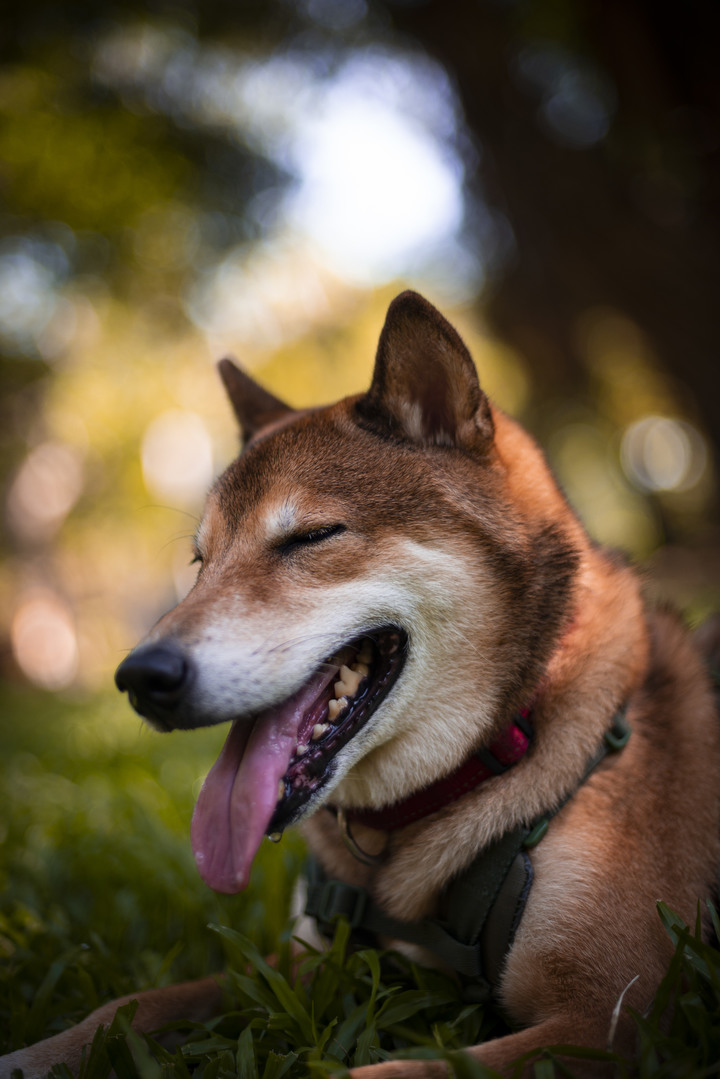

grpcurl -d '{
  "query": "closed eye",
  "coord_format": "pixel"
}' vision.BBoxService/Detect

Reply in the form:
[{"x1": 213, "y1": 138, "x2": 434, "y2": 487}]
[{"x1": 279, "y1": 524, "x2": 346, "y2": 554}]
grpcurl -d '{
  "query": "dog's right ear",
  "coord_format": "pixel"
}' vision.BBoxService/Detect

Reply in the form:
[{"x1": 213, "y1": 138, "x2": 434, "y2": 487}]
[
  {"x1": 357, "y1": 291, "x2": 494, "y2": 452},
  {"x1": 218, "y1": 358, "x2": 294, "y2": 444}
]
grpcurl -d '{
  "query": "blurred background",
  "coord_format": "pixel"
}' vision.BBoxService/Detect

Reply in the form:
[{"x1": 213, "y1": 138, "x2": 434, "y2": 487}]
[
  {"x1": 2, "y1": 0, "x2": 719, "y2": 699},
  {"x1": 1, "y1": 0, "x2": 720, "y2": 996}
]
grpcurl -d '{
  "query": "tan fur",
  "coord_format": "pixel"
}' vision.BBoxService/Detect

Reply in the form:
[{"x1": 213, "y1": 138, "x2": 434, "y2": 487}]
[{"x1": 3, "y1": 292, "x2": 719, "y2": 1079}]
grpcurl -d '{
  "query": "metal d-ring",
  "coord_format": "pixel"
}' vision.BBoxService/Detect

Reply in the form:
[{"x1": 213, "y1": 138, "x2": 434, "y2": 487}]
[{"x1": 336, "y1": 808, "x2": 386, "y2": 867}]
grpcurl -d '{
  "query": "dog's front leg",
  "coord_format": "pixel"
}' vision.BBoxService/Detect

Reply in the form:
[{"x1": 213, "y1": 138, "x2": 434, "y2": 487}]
[
  {"x1": 348, "y1": 1014, "x2": 623, "y2": 1079},
  {"x1": 0, "y1": 975, "x2": 224, "y2": 1079}
]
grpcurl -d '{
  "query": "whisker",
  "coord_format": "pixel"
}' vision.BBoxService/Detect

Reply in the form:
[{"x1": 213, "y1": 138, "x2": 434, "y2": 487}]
[
  {"x1": 158, "y1": 532, "x2": 197, "y2": 554},
  {"x1": 258, "y1": 630, "x2": 336, "y2": 659},
  {"x1": 141, "y1": 504, "x2": 203, "y2": 524}
]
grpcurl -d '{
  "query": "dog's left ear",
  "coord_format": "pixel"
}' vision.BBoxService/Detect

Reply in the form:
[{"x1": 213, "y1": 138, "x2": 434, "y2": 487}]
[
  {"x1": 358, "y1": 291, "x2": 494, "y2": 450},
  {"x1": 218, "y1": 358, "x2": 294, "y2": 443}
]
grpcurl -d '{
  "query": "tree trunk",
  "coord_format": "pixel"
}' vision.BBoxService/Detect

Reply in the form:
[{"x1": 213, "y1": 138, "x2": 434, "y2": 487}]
[{"x1": 389, "y1": 0, "x2": 720, "y2": 453}]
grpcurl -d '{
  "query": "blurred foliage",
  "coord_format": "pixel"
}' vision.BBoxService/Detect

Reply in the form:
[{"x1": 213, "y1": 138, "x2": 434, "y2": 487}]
[
  {"x1": 1, "y1": 0, "x2": 718, "y2": 695},
  {"x1": 0, "y1": 683, "x2": 305, "y2": 1048},
  {"x1": 0, "y1": 69, "x2": 188, "y2": 235}
]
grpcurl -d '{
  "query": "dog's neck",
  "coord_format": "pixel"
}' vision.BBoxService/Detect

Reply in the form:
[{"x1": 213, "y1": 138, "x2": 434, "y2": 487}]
[{"x1": 332, "y1": 710, "x2": 533, "y2": 836}]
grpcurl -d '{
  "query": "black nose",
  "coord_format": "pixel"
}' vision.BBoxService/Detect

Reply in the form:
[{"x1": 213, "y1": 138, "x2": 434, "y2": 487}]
[{"x1": 115, "y1": 643, "x2": 190, "y2": 723}]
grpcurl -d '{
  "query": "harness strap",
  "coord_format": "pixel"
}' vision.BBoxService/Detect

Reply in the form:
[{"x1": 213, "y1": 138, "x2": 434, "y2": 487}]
[
  {"x1": 305, "y1": 707, "x2": 631, "y2": 999},
  {"x1": 305, "y1": 856, "x2": 495, "y2": 992}
]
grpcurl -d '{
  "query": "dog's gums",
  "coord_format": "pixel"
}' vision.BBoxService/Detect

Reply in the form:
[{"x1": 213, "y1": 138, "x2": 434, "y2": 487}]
[{"x1": 190, "y1": 627, "x2": 406, "y2": 893}]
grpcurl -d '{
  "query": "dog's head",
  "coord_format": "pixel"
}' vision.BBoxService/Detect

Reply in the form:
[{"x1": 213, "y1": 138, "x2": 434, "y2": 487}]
[{"x1": 116, "y1": 292, "x2": 579, "y2": 893}]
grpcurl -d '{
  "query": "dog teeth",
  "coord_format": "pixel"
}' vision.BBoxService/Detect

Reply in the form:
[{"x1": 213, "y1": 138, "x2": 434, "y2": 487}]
[
  {"x1": 295, "y1": 743, "x2": 309, "y2": 757},
  {"x1": 379, "y1": 631, "x2": 400, "y2": 656},
  {"x1": 277, "y1": 780, "x2": 285, "y2": 801},
  {"x1": 312, "y1": 723, "x2": 329, "y2": 741},
  {"x1": 328, "y1": 696, "x2": 348, "y2": 721},
  {"x1": 357, "y1": 639, "x2": 373, "y2": 665},
  {"x1": 335, "y1": 664, "x2": 363, "y2": 698}
]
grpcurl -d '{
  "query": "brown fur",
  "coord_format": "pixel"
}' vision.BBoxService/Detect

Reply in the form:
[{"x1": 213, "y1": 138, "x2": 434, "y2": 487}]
[{"x1": 2, "y1": 292, "x2": 719, "y2": 1078}]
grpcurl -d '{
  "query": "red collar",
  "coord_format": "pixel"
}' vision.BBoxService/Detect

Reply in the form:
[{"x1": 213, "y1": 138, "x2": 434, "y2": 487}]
[{"x1": 339, "y1": 711, "x2": 532, "y2": 832}]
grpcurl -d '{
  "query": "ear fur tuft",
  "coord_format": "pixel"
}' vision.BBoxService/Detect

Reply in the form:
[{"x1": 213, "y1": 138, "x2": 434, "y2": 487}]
[
  {"x1": 218, "y1": 358, "x2": 294, "y2": 443},
  {"x1": 358, "y1": 291, "x2": 493, "y2": 450}
]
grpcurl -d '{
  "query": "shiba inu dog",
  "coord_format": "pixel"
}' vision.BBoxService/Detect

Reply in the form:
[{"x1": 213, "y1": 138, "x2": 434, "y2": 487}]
[{"x1": 3, "y1": 292, "x2": 719, "y2": 1077}]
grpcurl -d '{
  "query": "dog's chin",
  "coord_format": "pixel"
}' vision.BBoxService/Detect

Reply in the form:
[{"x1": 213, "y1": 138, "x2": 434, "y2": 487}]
[{"x1": 188, "y1": 626, "x2": 408, "y2": 893}]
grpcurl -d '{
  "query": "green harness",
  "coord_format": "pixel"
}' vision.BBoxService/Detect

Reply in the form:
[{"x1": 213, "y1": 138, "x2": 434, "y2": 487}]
[{"x1": 305, "y1": 709, "x2": 631, "y2": 1003}]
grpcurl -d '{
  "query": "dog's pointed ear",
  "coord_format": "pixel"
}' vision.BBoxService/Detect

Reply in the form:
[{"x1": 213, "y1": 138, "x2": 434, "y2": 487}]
[
  {"x1": 358, "y1": 291, "x2": 494, "y2": 450},
  {"x1": 218, "y1": 358, "x2": 294, "y2": 443}
]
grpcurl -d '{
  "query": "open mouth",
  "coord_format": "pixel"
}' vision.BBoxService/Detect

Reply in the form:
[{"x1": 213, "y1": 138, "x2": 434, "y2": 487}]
[
  {"x1": 190, "y1": 626, "x2": 407, "y2": 893},
  {"x1": 270, "y1": 627, "x2": 406, "y2": 834}
]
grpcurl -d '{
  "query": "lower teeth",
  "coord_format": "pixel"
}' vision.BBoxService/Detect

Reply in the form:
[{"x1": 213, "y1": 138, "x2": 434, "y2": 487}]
[{"x1": 328, "y1": 697, "x2": 347, "y2": 722}]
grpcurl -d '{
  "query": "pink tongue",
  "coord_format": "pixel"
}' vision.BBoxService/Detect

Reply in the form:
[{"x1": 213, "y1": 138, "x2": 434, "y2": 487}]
[{"x1": 190, "y1": 666, "x2": 337, "y2": 893}]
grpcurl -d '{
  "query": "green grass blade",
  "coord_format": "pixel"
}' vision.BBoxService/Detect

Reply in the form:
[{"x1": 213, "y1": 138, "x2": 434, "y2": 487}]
[
  {"x1": 212, "y1": 926, "x2": 313, "y2": 1041},
  {"x1": 25, "y1": 947, "x2": 86, "y2": 1044},
  {"x1": 378, "y1": 989, "x2": 456, "y2": 1027},
  {"x1": 235, "y1": 1027, "x2": 257, "y2": 1079},
  {"x1": 260, "y1": 1050, "x2": 299, "y2": 1079}
]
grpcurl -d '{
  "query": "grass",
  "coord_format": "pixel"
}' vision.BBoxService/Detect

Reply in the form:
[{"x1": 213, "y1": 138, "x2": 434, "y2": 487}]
[{"x1": 1, "y1": 684, "x2": 719, "y2": 1077}]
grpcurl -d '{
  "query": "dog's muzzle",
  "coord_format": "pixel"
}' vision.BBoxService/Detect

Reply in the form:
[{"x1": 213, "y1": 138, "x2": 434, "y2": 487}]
[{"x1": 115, "y1": 643, "x2": 192, "y2": 729}]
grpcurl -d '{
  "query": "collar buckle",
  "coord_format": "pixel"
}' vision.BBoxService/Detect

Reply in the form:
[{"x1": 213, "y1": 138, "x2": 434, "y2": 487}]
[{"x1": 337, "y1": 807, "x2": 386, "y2": 866}]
